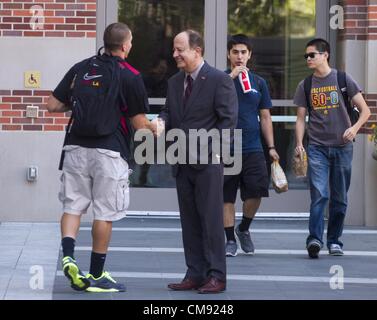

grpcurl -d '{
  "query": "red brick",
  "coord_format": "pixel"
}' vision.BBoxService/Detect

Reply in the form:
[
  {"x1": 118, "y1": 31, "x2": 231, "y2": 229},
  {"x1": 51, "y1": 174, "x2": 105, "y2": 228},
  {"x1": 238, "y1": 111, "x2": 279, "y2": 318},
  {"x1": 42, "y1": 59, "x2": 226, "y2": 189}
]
[
  {"x1": 13, "y1": 118, "x2": 32, "y2": 124},
  {"x1": 2, "y1": 17, "x2": 23, "y2": 23},
  {"x1": 13, "y1": 90, "x2": 32, "y2": 96},
  {"x1": 0, "y1": 104, "x2": 11, "y2": 110},
  {"x1": 3, "y1": 3, "x2": 23, "y2": 9},
  {"x1": 3, "y1": 111, "x2": 22, "y2": 117},
  {"x1": 45, "y1": 31, "x2": 65, "y2": 37},
  {"x1": 0, "y1": 24, "x2": 12, "y2": 29},
  {"x1": 33, "y1": 90, "x2": 51, "y2": 96},
  {"x1": 55, "y1": 118, "x2": 70, "y2": 125},
  {"x1": 56, "y1": 24, "x2": 75, "y2": 30},
  {"x1": 24, "y1": 31, "x2": 44, "y2": 36},
  {"x1": 65, "y1": 17, "x2": 85, "y2": 23},
  {"x1": 55, "y1": 10, "x2": 75, "y2": 16},
  {"x1": 86, "y1": 31, "x2": 96, "y2": 38},
  {"x1": 86, "y1": 4, "x2": 96, "y2": 10},
  {"x1": 2, "y1": 97, "x2": 21, "y2": 103},
  {"x1": 34, "y1": 118, "x2": 53, "y2": 124},
  {"x1": 12, "y1": 104, "x2": 27, "y2": 110},
  {"x1": 3, "y1": 30, "x2": 23, "y2": 36},
  {"x1": 0, "y1": 118, "x2": 11, "y2": 124},
  {"x1": 0, "y1": 10, "x2": 12, "y2": 16},
  {"x1": 76, "y1": 24, "x2": 96, "y2": 31},
  {"x1": 66, "y1": 31, "x2": 85, "y2": 37},
  {"x1": 45, "y1": 3, "x2": 65, "y2": 10},
  {"x1": 45, "y1": 111, "x2": 66, "y2": 117},
  {"x1": 76, "y1": 11, "x2": 96, "y2": 16},
  {"x1": 44, "y1": 125, "x2": 63, "y2": 131},
  {"x1": 23, "y1": 125, "x2": 42, "y2": 131},
  {"x1": 0, "y1": 90, "x2": 11, "y2": 95},
  {"x1": 14, "y1": 24, "x2": 32, "y2": 30},
  {"x1": 66, "y1": 4, "x2": 85, "y2": 10},
  {"x1": 13, "y1": 10, "x2": 32, "y2": 16},
  {"x1": 45, "y1": 17, "x2": 65, "y2": 23},
  {"x1": 346, "y1": 0, "x2": 367, "y2": 4},
  {"x1": 3, "y1": 125, "x2": 22, "y2": 131}
]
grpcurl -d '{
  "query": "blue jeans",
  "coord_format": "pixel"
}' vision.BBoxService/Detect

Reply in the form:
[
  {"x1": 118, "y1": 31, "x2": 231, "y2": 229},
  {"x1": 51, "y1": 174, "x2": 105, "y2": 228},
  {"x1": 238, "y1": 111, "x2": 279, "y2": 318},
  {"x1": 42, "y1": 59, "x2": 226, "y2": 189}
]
[{"x1": 307, "y1": 144, "x2": 353, "y2": 249}]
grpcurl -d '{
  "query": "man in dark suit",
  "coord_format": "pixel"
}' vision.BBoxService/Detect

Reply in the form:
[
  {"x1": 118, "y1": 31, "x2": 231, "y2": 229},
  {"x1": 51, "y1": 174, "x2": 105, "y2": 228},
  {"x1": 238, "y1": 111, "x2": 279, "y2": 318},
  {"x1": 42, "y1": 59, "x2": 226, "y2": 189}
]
[{"x1": 159, "y1": 30, "x2": 238, "y2": 294}]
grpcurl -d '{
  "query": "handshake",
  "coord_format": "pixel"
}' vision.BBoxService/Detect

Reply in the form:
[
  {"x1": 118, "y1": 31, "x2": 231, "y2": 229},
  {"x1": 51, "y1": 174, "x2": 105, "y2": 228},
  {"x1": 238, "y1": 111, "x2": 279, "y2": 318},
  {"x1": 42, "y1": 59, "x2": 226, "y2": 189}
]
[{"x1": 150, "y1": 117, "x2": 165, "y2": 137}]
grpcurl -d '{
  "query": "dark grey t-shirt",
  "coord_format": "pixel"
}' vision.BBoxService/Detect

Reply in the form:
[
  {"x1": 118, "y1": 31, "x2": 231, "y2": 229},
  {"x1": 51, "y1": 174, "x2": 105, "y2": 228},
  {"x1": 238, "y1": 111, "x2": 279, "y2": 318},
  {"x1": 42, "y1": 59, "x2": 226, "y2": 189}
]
[{"x1": 293, "y1": 69, "x2": 362, "y2": 146}]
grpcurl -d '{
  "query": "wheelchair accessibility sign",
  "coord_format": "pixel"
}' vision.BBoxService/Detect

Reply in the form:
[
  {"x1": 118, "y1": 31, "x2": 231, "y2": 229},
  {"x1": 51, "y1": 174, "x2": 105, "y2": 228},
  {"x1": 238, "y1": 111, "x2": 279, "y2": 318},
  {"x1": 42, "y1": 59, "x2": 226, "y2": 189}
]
[{"x1": 24, "y1": 71, "x2": 41, "y2": 88}]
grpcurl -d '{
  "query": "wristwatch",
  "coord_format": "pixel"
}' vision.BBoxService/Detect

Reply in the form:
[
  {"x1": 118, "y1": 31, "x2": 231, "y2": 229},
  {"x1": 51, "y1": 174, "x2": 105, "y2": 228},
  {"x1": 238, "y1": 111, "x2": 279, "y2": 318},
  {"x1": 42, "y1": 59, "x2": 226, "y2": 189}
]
[{"x1": 268, "y1": 146, "x2": 276, "y2": 150}]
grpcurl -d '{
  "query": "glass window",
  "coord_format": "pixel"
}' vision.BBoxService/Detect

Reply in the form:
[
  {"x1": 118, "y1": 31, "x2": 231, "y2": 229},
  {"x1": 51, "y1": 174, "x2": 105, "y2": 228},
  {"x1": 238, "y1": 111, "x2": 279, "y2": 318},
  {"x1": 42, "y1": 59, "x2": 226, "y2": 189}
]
[
  {"x1": 228, "y1": 0, "x2": 316, "y2": 99},
  {"x1": 118, "y1": 0, "x2": 204, "y2": 98},
  {"x1": 118, "y1": 0, "x2": 205, "y2": 187},
  {"x1": 228, "y1": 0, "x2": 315, "y2": 189}
]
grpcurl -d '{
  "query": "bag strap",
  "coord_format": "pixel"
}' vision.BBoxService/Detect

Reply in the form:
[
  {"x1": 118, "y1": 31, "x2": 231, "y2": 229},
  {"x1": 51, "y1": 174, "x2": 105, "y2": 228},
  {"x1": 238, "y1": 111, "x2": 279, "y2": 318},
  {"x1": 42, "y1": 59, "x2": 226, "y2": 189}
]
[
  {"x1": 58, "y1": 114, "x2": 74, "y2": 171},
  {"x1": 303, "y1": 74, "x2": 313, "y2": 113},
  {"x1": 337, "y1": 70, "x2": 349, "y2": 106}
]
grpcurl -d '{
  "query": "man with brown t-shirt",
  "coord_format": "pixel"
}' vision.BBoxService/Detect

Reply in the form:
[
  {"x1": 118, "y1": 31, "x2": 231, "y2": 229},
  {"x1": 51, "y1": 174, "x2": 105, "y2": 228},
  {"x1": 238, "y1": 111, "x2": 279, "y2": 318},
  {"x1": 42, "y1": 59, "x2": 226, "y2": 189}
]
[{"x1": 294, "y1": 38, "x2": 370, "y2": 259}]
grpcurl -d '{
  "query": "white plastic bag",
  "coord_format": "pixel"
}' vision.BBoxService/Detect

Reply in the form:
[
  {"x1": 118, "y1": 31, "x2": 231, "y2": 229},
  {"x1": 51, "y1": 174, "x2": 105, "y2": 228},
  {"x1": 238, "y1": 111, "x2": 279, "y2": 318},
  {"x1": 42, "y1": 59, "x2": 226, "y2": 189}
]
[{"x1": 271, "y1": 160, "x2": 288, "y2": 194}]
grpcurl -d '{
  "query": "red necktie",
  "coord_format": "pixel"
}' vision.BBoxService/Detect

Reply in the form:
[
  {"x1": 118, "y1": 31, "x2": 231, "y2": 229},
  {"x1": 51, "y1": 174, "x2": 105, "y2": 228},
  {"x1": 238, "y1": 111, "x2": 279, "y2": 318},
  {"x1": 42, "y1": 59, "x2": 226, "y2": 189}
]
[{"x1": 184, "y1": 75, "x2": 193, "y2": 106}]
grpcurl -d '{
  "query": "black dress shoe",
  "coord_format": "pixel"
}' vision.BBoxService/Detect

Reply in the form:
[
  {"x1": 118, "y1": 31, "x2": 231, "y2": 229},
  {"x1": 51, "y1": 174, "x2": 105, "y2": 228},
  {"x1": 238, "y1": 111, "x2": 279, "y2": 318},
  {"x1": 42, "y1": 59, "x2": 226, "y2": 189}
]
[
  {"x1": 167, "y1": 278, "x2": 201, "y2": 291},
  {"x1": 197, "y1": 277, "x2": 226, "y2": 294}
]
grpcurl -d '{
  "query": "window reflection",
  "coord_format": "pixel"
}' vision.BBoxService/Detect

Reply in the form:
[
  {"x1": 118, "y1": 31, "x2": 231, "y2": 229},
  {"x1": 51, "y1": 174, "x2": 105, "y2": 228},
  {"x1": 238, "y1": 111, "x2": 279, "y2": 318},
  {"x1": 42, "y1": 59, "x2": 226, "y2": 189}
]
[
  {"x1": 228, "y1": 0, "x2": 316, "y2": 99},
  {"x1": 118, "y1": 0, "x2": 204, "y2": 98},
  {"x1": 228, "y1": 0, "x2": 315, "y2": 189},
  {"x1": 118, "y1": 0, "x2": 204, "y2": 187}
]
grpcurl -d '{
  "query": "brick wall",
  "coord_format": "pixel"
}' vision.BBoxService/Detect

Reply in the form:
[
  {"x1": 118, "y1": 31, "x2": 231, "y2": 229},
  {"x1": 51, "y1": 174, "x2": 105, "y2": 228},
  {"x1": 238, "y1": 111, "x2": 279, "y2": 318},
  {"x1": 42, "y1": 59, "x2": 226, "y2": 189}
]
[
  {"x1": 0, "y1": 0, "x2": 96, "y2": 132},
  {"x1": 0, "y1": 90, "x2": 69, "y2": 131},
  {"x1": 339, "y1": 0, "x2": 377, "y2": 133},
  {"x1": 340, "y1": 0, "x2": 377, "y2": 40},
  {"x1": 0, "y1": 0, "x2": 96, "y2": 38}
]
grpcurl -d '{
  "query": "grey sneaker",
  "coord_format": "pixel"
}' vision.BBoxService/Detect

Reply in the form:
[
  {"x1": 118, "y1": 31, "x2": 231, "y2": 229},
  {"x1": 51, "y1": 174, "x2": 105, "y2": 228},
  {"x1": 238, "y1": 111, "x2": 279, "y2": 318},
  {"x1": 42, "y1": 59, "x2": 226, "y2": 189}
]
[
  {"x1": 307, "y1": 239, "x2": 321, "y2": 259},
  {"x1": 235, "y1": 226, "x2": 254, "y2": 254},
  {"x1": 225, "y1": 240, "x2": 238, "y2": 257},
  {"x1": 329, "y1": 244, "x2": 344, "y2": 256}
]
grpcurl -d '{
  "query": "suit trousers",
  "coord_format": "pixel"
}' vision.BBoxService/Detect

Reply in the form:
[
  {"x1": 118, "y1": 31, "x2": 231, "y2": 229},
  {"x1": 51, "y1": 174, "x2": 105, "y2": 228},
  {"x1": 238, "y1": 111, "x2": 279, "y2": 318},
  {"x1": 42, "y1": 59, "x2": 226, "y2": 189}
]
[{"x1": 175, "y1": 164, "x2": 226, "y2": 283}]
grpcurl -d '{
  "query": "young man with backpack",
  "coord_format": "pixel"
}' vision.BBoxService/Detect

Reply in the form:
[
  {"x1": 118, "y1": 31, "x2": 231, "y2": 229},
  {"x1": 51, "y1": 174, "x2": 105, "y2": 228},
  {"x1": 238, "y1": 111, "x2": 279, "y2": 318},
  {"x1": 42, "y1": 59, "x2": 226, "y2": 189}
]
[
  {"x1": 47, "y1": 23, "x2": 156, "y2": 292},
  {"x1": 223, "y1": 34, "x2": 280, "y2": 257},
  {"x1": 294, "y1": 38, "x2": 370, "y2": 259}
]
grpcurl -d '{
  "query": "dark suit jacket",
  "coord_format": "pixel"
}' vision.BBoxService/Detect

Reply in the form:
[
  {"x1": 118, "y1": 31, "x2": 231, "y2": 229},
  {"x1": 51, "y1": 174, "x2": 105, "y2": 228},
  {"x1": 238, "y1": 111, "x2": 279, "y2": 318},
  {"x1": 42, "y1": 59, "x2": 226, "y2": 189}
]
[{"x1": 160, "y1": 61, "x2": 238, "y2": 175}]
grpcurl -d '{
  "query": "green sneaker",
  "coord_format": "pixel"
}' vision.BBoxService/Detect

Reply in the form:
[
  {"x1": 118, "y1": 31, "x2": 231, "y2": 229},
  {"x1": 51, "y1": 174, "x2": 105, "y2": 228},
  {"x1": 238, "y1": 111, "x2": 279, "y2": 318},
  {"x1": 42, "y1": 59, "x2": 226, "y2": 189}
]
[
  {"x1": 86, "y1": 271, "x2": 126, "y2": 293},
  {"x1": 62, "y1": 256, "x2": 90, "y2": 291}
]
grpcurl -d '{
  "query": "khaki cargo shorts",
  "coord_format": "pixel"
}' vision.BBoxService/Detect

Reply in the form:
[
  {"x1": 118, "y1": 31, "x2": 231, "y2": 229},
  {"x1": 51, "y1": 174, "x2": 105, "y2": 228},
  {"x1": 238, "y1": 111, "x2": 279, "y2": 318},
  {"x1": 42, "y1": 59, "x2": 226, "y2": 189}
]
[{"x1": 59, "y1": 145, "x2": 130, "y2": 221}]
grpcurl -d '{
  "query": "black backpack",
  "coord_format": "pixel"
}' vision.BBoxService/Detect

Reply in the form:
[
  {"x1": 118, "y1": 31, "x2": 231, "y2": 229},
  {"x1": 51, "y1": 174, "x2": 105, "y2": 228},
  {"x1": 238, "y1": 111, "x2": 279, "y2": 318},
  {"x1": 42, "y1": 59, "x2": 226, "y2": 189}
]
[
  {"x1": 58, "y1": 49, "x2": 121, "y2": 170},
  {"x1": 69, "y1": 51, "x2": 121, "y2": 136},
  {"x1": 303, "y1": 70, "x2": 359, "y2": 125}
]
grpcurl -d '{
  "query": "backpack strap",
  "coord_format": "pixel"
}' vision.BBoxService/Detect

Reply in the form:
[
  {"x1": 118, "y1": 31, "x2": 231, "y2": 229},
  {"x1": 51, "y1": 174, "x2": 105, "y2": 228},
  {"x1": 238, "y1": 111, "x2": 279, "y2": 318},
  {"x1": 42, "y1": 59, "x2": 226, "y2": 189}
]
[
  {"x1": 337, "y1": 70, "x2": 350, "y2": 109},
  {"x1": 337, "y1": 70, "x2": 355, "y2": 119},
  {"x1": 303, "y1": 74, "x2": 313, "y2": 113},
  {"x1": 58, "y1": 114, "x2": 74, "y2": 170}
]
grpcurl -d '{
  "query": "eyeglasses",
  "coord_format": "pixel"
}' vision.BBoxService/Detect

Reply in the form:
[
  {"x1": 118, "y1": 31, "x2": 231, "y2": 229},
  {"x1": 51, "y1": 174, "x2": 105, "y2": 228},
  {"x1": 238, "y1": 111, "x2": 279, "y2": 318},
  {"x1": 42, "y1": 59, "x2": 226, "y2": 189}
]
[{"x1": 304, "y1": 52, "x2": 324, "y2": 60}]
